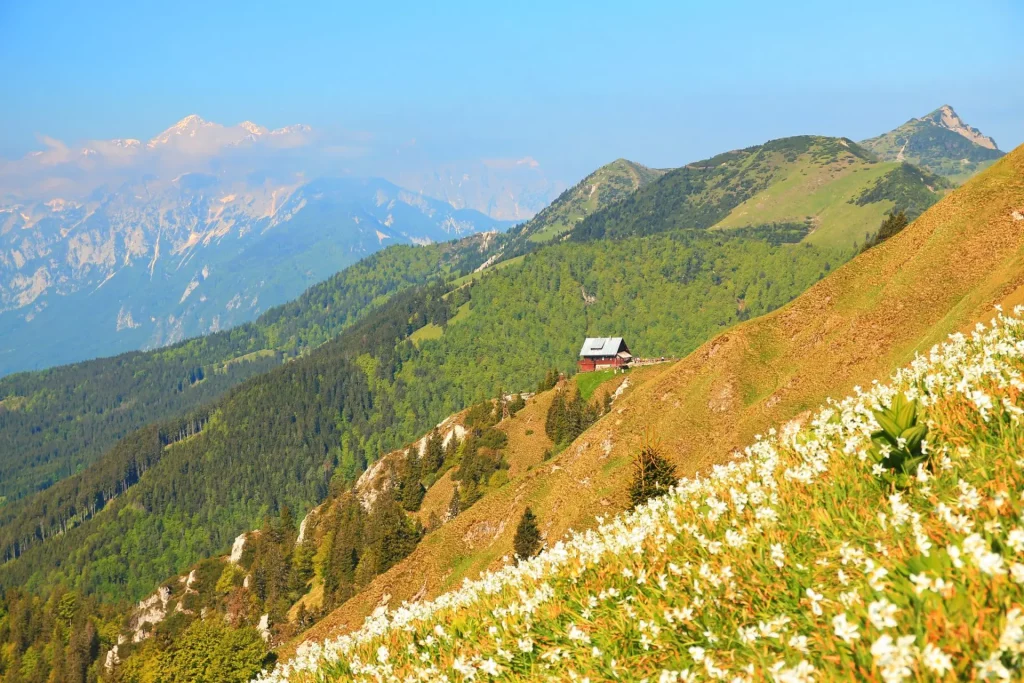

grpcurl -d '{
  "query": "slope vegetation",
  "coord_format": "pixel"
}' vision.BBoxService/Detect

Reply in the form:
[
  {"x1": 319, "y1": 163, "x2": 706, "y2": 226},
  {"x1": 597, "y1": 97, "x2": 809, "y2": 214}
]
[
  {"x1": 506, "y1": 159, "x2": 668, "y2": 247},
  {"x1": 861, "y1": 104, "x2": 1005, "y2": 183},
  {"x1": 263, "y1": 307, "x2": 1024, "y2": 681},
  {"x1": 573, "y1": 136, "x2": 948, "y2": 248},
  {"x1": 288, "y1": 145, "x2": 1024, "y2": 657},
  {"x1": 0, "y1": 236, "x2": 496, "y2": 504}
]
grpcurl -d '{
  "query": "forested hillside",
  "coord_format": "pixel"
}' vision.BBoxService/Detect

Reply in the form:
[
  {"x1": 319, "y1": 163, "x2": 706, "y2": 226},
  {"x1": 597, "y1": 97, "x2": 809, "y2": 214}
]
[
  {"x1": 573, "y1": 136, "x2": 947, "y2": 247},
  {"x1": 0, "y1": 229, "x2": 844, "y2": 585},
  {"x1": 501, "y1": 158, "x2": 667, "y2": 252},
  {"x1": 0, "y1": 237, "x2": 496, "y2": 505},
  {"x1": 0, "y1": 130, "x2": 1004, "y2": 683},
  {"x1": 275, "y1": 144, "x2": 1024, "y2": 677},
  {"x1": 860, "y1": 104, "x2": 1005, "y2": 182},
  {"x1": 0, "y1": 222, "x2": 849, "y2": 681}
]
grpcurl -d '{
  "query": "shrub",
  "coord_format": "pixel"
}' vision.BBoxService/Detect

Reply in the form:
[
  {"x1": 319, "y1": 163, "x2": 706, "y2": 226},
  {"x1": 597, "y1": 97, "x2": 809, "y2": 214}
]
[
  {"x1": 628, "y1": 436, "x2": 677, "y2": 508},
  {"x1": 513, "y1": 508, "x2": 542, "y2": 563}
]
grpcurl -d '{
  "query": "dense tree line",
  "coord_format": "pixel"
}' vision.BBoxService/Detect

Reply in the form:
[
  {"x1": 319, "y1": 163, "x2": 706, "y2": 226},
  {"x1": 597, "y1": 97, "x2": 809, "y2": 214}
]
[
  {"x1": 860, "y1": 211, "x2": 911, "y2": 253},
  {"x1": 0, "y1": 408, "x2": 210, "y2": 562},
  {"x1": 0, "y1": 238, "x2": 494, "y2": 504},
  {"x1": 852, "y1": 163, "x2": 949, "y2": 218},
  {"x1": 0, "y1": 280, "x2": 462, "y2": 601},
  {"x1": 545, "y1": 384, "x2": 604, "y2": 448},
  {"x1": 0, "y1": 586, "x2": 115, "y2": 683}
]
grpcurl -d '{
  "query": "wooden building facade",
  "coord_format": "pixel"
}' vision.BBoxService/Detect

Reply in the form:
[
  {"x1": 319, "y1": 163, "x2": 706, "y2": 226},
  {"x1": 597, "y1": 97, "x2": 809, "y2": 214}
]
[{"x1": 577, "y1": 337, "x2": 632, "y2": 372}]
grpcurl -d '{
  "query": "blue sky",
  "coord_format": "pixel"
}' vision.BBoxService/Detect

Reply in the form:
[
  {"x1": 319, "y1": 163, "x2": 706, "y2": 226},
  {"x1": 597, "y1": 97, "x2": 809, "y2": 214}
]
[{"x1": 1, "y1": 0, "x2": 1022, "y2": 181}]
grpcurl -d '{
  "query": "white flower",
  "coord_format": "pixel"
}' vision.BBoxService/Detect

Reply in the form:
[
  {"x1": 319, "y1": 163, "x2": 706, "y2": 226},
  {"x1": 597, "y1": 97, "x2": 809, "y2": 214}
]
[
  {"x1": 376, "y1": 645, "x2": 389, "y2": 664},
  {"x1": 871, "y1": 634, "x2": 918, "y2": 683},
  {"x1": 974, "y1": 652, "x2": 1010, "y2": 680},
  {"x1": 920, "y1": 643, "x2": 953, "y2": 676},
  {"x1": 787, "y1": 635, "x2": 809, "y2": 653},
  {"x1": 688, "y1": 646, "x2": 706, "y2": 663},
  {"x1": 1007, "y1": 528, "x2": 1024, "y2": 553},
  {"x1": 567, "y1": 623, "x2": 591, "y2": 644},
  {"x1": 805, "y1": 588, "x2": 824, "y2": 616},
  {"x1": 868, "y1": 599, "x2": 899, "y2": 629},
  {"x1": 1010, "y1": 563, "x2": 1024, "y2": 584},
  {"x1": 770, "y1": 660, "x2": 816, "y2": 683},
  {"x1": 868, "y1": 566, "x2": 889, "y2": 592},
  {"x1": 832, "y1": 613, "x2": 860, "y2": 644},
  {"x1": 479, "y1": 658, "x2": 501, "y2": 676}
]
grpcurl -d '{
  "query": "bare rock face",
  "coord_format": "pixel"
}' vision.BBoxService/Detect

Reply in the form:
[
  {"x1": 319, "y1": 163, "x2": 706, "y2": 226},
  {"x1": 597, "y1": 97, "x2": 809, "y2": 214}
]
[
  {"x1": 103, "y1": 645, "x2": 120, "y2": 672},
  {"x1": 930, "y1": 104, "x2": 999, "y2": 150},
  {"x1": 230, "y1": 532, "x2": 249, "y2": 564},
  {"x1": 257, "y1": 613, "x2": 271, "y2": 642},
  {"x1": 130, "y1": 585, "x2": 171, "y2": 643}
]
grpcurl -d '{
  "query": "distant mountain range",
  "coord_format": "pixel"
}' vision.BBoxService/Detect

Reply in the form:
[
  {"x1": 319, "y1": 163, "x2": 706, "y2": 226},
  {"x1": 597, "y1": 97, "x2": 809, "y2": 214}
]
[
  {"x1": 0, "y1": 116, "x2": 515, "y2": 375},
  {"x1": 860, "y1": 104, "x2": 1004, "y2": 182},
  {"x1": 0, "y1": 106, "x2": 1001, "y2": 376}
]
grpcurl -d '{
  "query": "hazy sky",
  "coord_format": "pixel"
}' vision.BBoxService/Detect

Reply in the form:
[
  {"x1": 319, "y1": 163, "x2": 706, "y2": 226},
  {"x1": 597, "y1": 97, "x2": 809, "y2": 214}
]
[{"x1": 2, "y1": 0, "x2": 1022, "y2": 182}]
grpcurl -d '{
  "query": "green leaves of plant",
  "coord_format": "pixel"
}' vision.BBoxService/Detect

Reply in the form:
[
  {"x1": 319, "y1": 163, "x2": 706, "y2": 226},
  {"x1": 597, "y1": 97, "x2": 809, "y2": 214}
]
[{"x1": 868, "y1": 393, "x2": 930, "y2": 483}]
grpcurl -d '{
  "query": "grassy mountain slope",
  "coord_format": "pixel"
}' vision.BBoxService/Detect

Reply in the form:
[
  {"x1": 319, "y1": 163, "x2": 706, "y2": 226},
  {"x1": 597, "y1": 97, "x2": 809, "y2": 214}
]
[
  {"x1": 860, "y1": 104, "x2": 1005, "y2": 183},
  {"x1": 264, "y1": 309, "x2": 1024, "y2": 681},
  {"x1": 0, "y1": 236, "x2": 496, "y2": 504},
  {"x1": 0, "y1": 228, "x2": 842, "y2": 591},
  {"x1": 501, "y1": 159, "x2": 667, "y2": 252},
  {"x1": 573, "y1": 136, "x2": 948, "y2": 248},
  {"x1": 289, "y1": 145, "x2": 1024, "y2": 656}
]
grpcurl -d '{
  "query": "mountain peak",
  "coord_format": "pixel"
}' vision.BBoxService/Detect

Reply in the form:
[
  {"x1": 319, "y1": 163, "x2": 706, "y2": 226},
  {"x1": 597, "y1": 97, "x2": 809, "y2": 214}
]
[
  {"x1": 920, "y1": 104, "x2": 999, "y2": 150},
  {"x1": 239, "y1": 120, "x2": 268, "y2": 136},
  {"x1": 148, "y1": 114, "x2": 215, "y2": 147},
  {"x1": 859, "y1": 105, "x2": 1004, "y2": 181},
  {"x1": 172, "y1": 114, "x2": 208, "y2": 129}
]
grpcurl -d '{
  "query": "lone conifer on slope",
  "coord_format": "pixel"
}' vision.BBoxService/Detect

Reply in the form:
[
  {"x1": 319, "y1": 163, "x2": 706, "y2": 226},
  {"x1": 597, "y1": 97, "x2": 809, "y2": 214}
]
[
  {"x1": 629, "y1": 434, "x2": 677, "y2": 508},
  {"x1": 513, "y1": 507, "x2": 542, "y2": 563}
]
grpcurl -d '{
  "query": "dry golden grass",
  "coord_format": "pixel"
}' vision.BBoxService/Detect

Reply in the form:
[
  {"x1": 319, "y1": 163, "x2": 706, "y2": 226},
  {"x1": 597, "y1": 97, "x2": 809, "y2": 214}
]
[{"x1": 288, "y1": 145, "x2": 1024, "y2": 658}]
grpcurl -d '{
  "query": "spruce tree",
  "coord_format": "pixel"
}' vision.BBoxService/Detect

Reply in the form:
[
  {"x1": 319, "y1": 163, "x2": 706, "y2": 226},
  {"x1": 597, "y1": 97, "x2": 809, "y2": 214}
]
[
  {"x1": 446, "y1": 487, "x2": 461, "y2": 521},
  {"x1": 513, "y1": 507, "x2": 542, "y2": 563},
  {"x1": 423, "y1": 429, "x2": 444, "y2": 473},
  {"x1": 629, "y1": 439, "x2": 678, "y2": 508}
]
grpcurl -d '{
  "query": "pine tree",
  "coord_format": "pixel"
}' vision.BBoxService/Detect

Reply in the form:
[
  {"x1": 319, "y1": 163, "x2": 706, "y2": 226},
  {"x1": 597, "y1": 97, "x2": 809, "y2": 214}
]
[
  {"x1": 423, "y1": 429, "x2": 444, "y2": 473},
  {"x1": 446, "y1": 487, "x2": 461, "y2": 521},
  {"x1": 400, "y1": 450, "x2": 425, "y2": 511},
  {"x1": 861, "y1": 210, "x2": 909, "y2": 252},
  {"x1": 629, "y1": 437, "x2": 678, "y2": 508},
  {"x1": 513, "y1": 507, "x2": 542, "y2": 563}
]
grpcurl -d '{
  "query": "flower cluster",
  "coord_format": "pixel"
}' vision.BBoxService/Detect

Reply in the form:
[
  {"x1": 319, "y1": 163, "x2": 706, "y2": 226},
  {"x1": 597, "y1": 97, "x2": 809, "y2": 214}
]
[{"x1": 258, "y1": 307, "x2": 1024, "y2": 682}]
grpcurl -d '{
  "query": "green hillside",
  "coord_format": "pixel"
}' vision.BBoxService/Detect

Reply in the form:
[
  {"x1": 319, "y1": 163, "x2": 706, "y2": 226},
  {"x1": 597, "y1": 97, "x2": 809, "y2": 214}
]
[
  {"x1": 0, "y1": 133, "x2": 1014, "y2": 682},
  {"x1": 0, "y1": 237, "x2": 495, "y2": 505},
  {"x1": 0, "y1": 228, "x2": 842, "y2": 590},
  {"x1": 277, "y1": 144, "x2": 1024, "y2": 672},
  {"x1": 572, "y1": 136, "x2": 947, "y2": 248},
  {"x1": 860, "y1": 104, "x2": 1005, "y2": 183},
  {"x1": 261, "y1": 309, "x2": 1024, "y2": 682},
  {"x1": 502, "y1": 158, "x2": 667, "y2": 251}
]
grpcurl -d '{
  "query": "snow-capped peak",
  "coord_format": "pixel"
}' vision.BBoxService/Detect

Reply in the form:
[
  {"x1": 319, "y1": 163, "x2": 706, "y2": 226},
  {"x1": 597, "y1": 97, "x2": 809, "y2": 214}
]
[
  {"x1": 148, "y1": 114, "x2": 215, "y2": 147},
  {"x1": 271, "y1": 124, "x2": 312, "y2": 135},
  {"x1": 239, "y1": 121, "x2": 268, "y2": 136}
]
